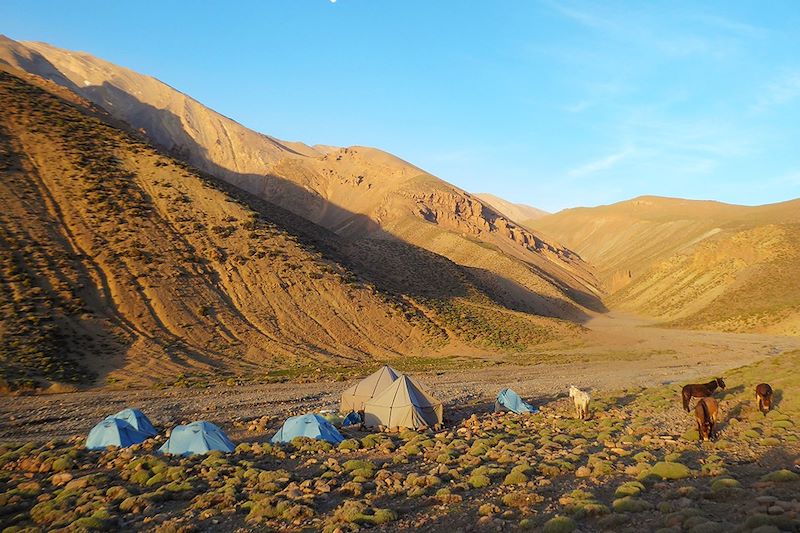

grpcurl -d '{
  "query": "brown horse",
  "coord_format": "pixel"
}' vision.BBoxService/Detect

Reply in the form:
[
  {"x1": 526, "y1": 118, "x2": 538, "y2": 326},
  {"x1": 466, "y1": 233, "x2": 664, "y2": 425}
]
[
  {"x1": 682, "y1": 377, "x2": 725, "y2": 412},
  {"x1": 755, "y1": 383, "x2": 773, "y2": 414},
  {"x1": 695, "y1": 397, "x2": 718, "y2": 441}
]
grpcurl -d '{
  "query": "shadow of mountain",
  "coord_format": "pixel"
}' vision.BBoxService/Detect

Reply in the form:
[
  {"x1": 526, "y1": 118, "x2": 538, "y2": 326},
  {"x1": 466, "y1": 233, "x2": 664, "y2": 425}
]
[
  {"x1": 68, "y1": 81, "x2": 603, "y2": 323},
  {"x1": 0, "y1": 42, "x2": 84, "y2": 95}
]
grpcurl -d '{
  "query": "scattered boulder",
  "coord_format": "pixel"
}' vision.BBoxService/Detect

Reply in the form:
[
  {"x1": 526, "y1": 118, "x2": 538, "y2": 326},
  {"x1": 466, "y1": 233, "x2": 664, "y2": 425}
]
[
  {"x1": 647, "y1": 462, "x2": 692, "y2": 480},
  {"x1": 761, "y1": 469, "x2": 799, "y2": 483},
  {"x1": 612, "y1": 496, "x2": 653, "y2": 513},
  {"x1": 542, "y1": 515, "x2": 576, "y2": 533}
]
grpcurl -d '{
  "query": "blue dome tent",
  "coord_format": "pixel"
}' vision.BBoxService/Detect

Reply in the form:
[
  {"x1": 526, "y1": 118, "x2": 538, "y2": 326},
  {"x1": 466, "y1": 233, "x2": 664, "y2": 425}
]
[
  {"x1": 495, "y1": 388, "x2": 538, "y2": 414},
  {"x1": 271, "y1": 413, "x2": 344, "y2": 444},
  {"x1": 158, "y1": 421, "x2": 235, "y2": 455},
  {"x1": 342, "y1": 411, "x2": 362, "y2": 427},
  {"x1": 86, "y1": 418, "x2": 149, "y2": 450},
  {"x1": 111, "y1": 408, "x2": 157, "y2": 436}
]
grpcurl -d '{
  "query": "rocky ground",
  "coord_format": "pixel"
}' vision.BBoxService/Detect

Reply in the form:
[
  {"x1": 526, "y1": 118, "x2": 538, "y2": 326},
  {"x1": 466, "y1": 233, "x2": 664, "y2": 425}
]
[
  {"x1": 0, "y1": 356, "x2": 778, "y2": 444},
  {"x1": 1, "y1": 349, "x2": 799, "y2": 532},
  {"x1": 4, "y1": 311, "x2": 798, "y2": 444}
]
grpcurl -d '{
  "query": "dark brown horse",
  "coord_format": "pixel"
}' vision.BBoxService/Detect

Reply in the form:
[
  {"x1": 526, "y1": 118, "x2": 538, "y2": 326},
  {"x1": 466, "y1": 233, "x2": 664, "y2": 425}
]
[
  {"x1": 682, "y1": 377, "x2": 725, "y2": 412},
  {"x1": 755, "y1": 383, "x2": 773, "y2": 414},
  {"x1": 695, "y1": 397, "x2": 718, "y2": 441}
]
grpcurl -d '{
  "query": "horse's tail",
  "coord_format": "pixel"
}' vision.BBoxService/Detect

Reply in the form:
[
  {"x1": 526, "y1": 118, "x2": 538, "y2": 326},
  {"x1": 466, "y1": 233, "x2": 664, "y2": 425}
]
[
  {"x1": 699, "y1": 399, "x2": 710, "y2": 440},
  {"x1": 682, "y1": 388, "x2": 690, "y2": 412}
]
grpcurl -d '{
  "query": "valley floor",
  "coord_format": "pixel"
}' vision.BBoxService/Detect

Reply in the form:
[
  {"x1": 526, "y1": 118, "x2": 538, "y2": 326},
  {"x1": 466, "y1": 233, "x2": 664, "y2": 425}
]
[
  {"x1": 2, "y1": 313, "x2": 798, "y2": 442},
  {"x1": 1, "y1": 313, "x2": 799, "y2": 532}
]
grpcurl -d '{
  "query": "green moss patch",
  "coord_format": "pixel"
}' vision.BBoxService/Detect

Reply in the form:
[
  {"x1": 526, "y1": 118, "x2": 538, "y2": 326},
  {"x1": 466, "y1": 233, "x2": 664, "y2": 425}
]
[{"x1": 648, "y1": 462, "x2": 692, "y2": 480}]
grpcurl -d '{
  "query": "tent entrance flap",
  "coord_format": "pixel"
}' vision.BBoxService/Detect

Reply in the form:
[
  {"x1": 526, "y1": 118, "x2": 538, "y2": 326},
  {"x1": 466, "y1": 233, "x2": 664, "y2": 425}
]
[{"x1": 363, "y1": 375, "x2": 443, "y2": 430}]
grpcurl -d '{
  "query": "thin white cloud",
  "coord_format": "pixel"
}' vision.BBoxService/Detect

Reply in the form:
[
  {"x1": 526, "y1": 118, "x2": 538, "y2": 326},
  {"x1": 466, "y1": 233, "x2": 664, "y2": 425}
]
[
  {"x1": 769, "y1": 170, "x2": 800, "y2": 187},
  {"x1": 543, "y1": 1, "x2": 624, "y2": 37},
  {"x1": 692, "y1": 14, "x2": 768, "y2": 38},
  {"x1": 564, "y1": 100, "x2": 592, "y2": 113},
  {"x1": 560, "y1": 82, "x2": 632, "y2": 115},
  {"x1": 654, "y1": 36, "x2": 733, "y2": 59},
  {"x1": 753, "y1": 70, "x2": 800, "y2": 113},
  {"x1": 568, "y1": 147, "x2": 633, "y2": 177},
  {"x1": 677, "y1": 158, "x2": 718, "y2": 175},
  {"x1": 543, "y1": 1, "x2": 746, "y2": 60},
  {"x1": 618, "y1": 113, "x2": 753, "y2": 158},
  {"x1": 426, "y1": 149, "x2": 475, "y2": 164},
  {"x1": 742, "y1": 170, "x2": 800, "y2": 194}
]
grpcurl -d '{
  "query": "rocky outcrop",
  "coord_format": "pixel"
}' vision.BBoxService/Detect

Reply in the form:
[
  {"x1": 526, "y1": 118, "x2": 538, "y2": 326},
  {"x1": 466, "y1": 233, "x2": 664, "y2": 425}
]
[
  {"x1": 0, "y1": 36, "x2": 603, "y2": 320},
  {"x1": 407, "y1": 188, "x2": 578, "y2": 259}
]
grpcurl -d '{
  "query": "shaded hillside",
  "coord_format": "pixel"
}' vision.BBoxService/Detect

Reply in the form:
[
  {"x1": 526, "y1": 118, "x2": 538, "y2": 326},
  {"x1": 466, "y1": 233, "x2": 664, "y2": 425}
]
[
  {"x1": 0, "y1": 36, "x2": 603, "y2": 321},
  {"x1": 0, "y1": 36, "x2": 318, "y2": 172},
  {"x1": 266, "y1": 150, "x2": 603, "y2": 317},
  {"x1": 0, "y1": 67, "x2": 588, "y2": 391},
  {"x1": 0, "y1": 67, "x2": 434, "y2": 389},
  {"x1": 531, "y1": 196, "x2": 800, "y2": 335}
]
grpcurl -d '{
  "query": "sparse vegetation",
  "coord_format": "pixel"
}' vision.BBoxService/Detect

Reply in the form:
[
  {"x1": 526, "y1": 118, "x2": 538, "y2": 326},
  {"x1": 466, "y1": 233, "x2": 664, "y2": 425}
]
[
  {"x1": 423, "y1": 297, "x2": 581, "y2": 351},
  {"x1": 0, "y1": 69, "x2": 466, "y2": 388},
  {"x1": 2, "y1": 37, "x2": 800, "y2": 533},
  {"x1": 0, "y1": 349, "x2": 799, "y2": 531}
]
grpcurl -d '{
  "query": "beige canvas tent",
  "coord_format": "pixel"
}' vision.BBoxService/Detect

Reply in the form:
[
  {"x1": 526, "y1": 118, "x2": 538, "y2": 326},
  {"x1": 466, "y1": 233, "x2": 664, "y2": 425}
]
[
  {"x1": 363, "y1": 375, "x2": 443, "y2": 430},
  {"x1": 340, "y1": 365, "x2": 400, "y2": 413}
]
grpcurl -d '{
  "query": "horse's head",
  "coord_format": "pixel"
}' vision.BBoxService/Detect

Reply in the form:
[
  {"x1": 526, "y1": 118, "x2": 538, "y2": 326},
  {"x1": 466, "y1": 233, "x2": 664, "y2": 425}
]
[
  {"x1": 569, "y1": 385, "x2": 578, "y2": 397},
  {"x1": 715, "y1": 377, "x2": 726, "y2": 390},
  {"x1": 762, "y1": 394, "x2": 772, "y2": 409}
]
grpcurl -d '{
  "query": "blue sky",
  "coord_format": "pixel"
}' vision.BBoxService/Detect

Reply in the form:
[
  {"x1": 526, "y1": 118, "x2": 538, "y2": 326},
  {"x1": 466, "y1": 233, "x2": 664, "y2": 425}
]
[{"x1": 2, "y1": 1, "x2": 799, "y2": 212}]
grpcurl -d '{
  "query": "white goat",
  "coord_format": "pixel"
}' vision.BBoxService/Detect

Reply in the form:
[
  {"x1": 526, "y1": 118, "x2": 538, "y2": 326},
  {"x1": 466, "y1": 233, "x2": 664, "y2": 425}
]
[{"x1": 569, "y1": 385, "x2": 590, "y2": 420}]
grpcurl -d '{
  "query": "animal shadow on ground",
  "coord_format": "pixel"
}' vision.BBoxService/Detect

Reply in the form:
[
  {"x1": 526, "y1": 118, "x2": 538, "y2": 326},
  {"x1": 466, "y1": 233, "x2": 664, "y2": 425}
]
[
  {"x1": 718, "y1": 384, "x2": 745, "y2": 400},
  {"x1": 609, "y1": 393, "x2": 640, "y2": 408},
  {"x1": 536, "y1": 393, "x2": 565, "y2": 406},
  {"x1": 717, "y1": 401, "x2": 744, "y2": 432},
  {"x1": 446, "y1": 402, "x2": 496, "y2": 425},
  {"x1": 447, "y1": 392, "x2": 566, "y2": 425},
  {"x1": 771, "y1": 388, "x2": 784, "y2": 410},
  {"x1": 754, "y1": 445, "x2": 798, "y2": 471}
]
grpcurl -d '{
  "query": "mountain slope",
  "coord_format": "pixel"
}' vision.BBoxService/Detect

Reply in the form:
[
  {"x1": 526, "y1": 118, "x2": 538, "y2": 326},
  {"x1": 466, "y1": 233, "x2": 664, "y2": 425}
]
[
  {"x1": 0, "y1": 36, "x2": 319, "y2": 173},
  {"x1": 530, "y1": 196, "x2": 800, "y2": 335},
  {"x1": 0, "y1": 66, "x2": 588, "y2": 391},
  {"x1": 0, "y1": 66, "x2": 433, "y2": 389},
  {"x1": 475, "y1": 193, "x2": 549, "y2": 225},
  {"x1": 0, "y1": 36, "x2": 603, "y2": 322}
]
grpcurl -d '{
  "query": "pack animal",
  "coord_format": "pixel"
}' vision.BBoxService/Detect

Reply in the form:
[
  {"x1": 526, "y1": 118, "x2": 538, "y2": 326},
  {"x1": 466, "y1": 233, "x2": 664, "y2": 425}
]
[
  {"x1": 694, "y1": 397, "x2": 718, "y2": 442},
  {"x1": 569, "y1": 385, "x2": 590, "y2": 420},
  {"x1": 682, "y1": 377, "x2": 725, "y2": 412},
  {"x1": 755, "y1": 383, "x2": 773, "y2": 414}
]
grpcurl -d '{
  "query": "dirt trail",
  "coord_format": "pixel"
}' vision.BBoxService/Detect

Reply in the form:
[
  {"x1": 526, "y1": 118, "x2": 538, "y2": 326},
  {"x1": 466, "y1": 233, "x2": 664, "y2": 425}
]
[{"x1": 2, "y1": 312, "x2": 797, "y2": 443}]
